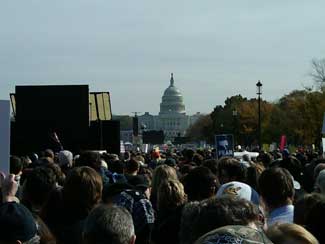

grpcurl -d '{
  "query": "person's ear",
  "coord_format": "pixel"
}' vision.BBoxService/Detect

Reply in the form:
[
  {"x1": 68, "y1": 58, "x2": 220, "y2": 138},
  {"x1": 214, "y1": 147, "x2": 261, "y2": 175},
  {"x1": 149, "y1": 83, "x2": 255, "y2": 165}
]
[{"x1": 130, "y1": 235, "x2": 136, "y2": 244}]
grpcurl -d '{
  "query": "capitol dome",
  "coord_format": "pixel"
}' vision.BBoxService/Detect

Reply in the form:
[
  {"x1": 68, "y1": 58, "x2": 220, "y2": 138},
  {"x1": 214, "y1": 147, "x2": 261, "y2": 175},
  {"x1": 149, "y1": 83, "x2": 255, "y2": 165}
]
[{"x1": 159, "y1": 73, "x2": 186, "y2": 115}]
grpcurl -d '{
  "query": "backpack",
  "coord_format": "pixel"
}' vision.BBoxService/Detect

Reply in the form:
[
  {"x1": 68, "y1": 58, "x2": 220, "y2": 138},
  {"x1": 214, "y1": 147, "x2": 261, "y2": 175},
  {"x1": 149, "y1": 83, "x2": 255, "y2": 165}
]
[{"x1": 113, "y1": 189, "x2": 155, "y2": 235}]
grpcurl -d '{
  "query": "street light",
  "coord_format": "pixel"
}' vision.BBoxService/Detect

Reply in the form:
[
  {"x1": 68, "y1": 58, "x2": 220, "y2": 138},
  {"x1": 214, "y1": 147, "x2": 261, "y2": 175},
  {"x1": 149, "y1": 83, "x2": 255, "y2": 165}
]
[
  {"x1": 232, "y1": 110, "x2": 238, "y2": 146},
  {"x1": 256, "y1": 81, "x2": 262, "y2": 150}
]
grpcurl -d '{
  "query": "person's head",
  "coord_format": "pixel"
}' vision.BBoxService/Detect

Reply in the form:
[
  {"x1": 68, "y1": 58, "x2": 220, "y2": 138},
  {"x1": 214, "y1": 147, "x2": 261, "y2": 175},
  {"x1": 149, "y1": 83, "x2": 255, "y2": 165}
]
[
  {"x1": 57, "y1": 150, "x2": 73, "y2": 168},
  {"x1": 43, "y1": 149, "x2": 54, "y2": 159},
  {"x1": 125, "y1": 159, "x2": 140, "y2": 175},
  {"x1": 294, "y1": 193, "x2": 325, "y2": 225},
  {"x1": 258, "y1": 167, "x2": 294, "y2": 209},
  {"x1": 218, "y1": 157, "x2": 247, "y2": 184},
  {"x1": 45, "y1": 163, "x2": 65, "y2": 186},
  {"x1": 35, "y1": 157, "x2": 54, "y2": 166},
  {"x1": 314, "y1": 163, "x2": 325, "y2": 180},
  {"x1": 151, "y1": 165, "x2": 178, "y2": 196},
  {"x1": 10, "y1": 156, "x2": 23, "y2": 175},
  {"x1": 202, "y1": 159, "x2": 218, "y2": 176},
  {"x1": 192, "y1": 153, "x2": 204, "y2": 166},
  {"x1": 83, "y1": 204, "x2": 135, "y2": 244},
  {"x1": 280, "y1": 156, "x2": 303, "y2": 184},
  {"x1": 133, "y1": 155, "x2": 144, "y2": 165},
  {"x1": 157, "y1": 179, "x2": 186, "y2": 211},
  {"x1": 216, "y1": 181, "x2": 260, "y2": 205},
  {"x1": 76, "y1": 151, "x2": 102, "y2": 170},
  {"x1": 183, "y1": 166, "x2": 219, "y2": 201},
  {"x1": 109, "y1": 160, "x2": 125, "y2": 174},
  {"x1": 102, "y1": 182, "x2": 133, "y2": 205},
  {"x1": 260, "y1": 152, "x2": 273, "y2": 168},
  {"x1": 266, "y1": 223, "x2": 318, "y2": 244},
  {"x1": 0, "y1": 202, "x2": 39, "y2": 244},
  {"x1": 63, "y1": 166, "x2": 103, "y2": 218},
  {"x1": 127, "y1": 174, "x2": 151, "y2": 198},
  {"x1": 102, "y1": 153, "x2": 119, "y2": 163},
  {"x1": 315, "y1": 169, "x2": 325, "y2": 194},
  {"x1": 22, "y1": 166, "x2": 57, "y2": 212},
  {"x1": 246, "y1": 163, "x2": 265, "y2": 192},
  {"x1": 179, "y1": 164, "x2": 196, "y2": 176},
  {"x1": 179, "y1": 197, "x2": 260, "y2": 244},
  {"x1": 183, "y1": 149, "x2": 195, "y2": 162},
  {"x1": 151, "y1": 150, "x2": 160, "y2": 160},
  {"x1": 164, "y1": 157, "x2": 177, "y2": 168},
  {"x1": 195, "y1": 225, "x2": 273, "y2": 244}
]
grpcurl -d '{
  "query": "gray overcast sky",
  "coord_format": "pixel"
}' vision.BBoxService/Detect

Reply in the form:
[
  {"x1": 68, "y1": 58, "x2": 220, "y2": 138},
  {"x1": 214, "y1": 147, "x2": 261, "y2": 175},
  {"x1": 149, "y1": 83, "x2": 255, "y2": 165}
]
[{"x1": 0, "y1": 0, "x2": 324, "y2": 115}]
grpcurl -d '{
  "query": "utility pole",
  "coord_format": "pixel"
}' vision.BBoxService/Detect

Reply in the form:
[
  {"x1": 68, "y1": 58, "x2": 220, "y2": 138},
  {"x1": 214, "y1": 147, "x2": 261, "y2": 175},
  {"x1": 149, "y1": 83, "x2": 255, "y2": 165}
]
[{"x1": 256, "y1": 81, "x2": 263, "y2": 150}]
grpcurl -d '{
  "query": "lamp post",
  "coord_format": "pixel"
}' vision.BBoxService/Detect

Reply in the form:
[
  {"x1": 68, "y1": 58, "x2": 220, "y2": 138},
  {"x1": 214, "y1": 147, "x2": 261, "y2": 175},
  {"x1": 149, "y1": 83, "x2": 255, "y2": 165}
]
[
  {"x1": 256, "y1": 81, "x2": 262, "y2": 150},
  {"x1": 232, "y1": 109, "x2": 238, "y2": 146}
]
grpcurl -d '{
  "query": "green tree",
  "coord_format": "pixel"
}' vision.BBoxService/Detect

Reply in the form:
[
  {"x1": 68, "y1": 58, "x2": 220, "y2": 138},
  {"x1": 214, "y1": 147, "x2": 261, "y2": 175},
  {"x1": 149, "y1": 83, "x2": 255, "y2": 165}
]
[{"x1": 186, "y1": 115, "x2": 213, "y2": 143}]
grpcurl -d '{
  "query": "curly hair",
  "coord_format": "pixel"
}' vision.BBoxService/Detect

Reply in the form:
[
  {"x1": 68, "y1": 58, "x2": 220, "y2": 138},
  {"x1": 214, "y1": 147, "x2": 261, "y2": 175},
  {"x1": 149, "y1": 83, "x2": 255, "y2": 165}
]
[{"x1": 157, "y1": 179, "x2": 186, "y2": 211}]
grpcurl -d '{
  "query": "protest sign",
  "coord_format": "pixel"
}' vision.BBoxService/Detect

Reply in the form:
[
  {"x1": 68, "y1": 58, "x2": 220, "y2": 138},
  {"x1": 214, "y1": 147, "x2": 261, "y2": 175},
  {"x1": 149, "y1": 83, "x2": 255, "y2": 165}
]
[{"x1": 215, "y1": 134, "x2": 234, "y2": 159}]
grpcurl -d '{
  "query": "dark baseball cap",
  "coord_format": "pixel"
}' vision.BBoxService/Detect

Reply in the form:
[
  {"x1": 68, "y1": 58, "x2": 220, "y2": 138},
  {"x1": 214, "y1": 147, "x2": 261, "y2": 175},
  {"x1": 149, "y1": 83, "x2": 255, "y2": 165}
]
[{"x1": 0, "y1": 202, "x2": 37, "y2": 242}]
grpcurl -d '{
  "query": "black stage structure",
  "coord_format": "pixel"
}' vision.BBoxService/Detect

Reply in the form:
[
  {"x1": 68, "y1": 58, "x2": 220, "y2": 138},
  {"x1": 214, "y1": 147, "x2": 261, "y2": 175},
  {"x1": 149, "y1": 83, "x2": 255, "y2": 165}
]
[{"x1": 10, "y1": 85, "x2": 120, "y2": 155}]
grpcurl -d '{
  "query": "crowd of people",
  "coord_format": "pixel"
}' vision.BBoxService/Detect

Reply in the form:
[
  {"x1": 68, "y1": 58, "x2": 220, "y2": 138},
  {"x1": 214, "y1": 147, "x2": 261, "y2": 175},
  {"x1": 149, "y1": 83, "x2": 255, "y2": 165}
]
[{"x1": 1, "y1": 146, "x2": 325, "y2": 244}]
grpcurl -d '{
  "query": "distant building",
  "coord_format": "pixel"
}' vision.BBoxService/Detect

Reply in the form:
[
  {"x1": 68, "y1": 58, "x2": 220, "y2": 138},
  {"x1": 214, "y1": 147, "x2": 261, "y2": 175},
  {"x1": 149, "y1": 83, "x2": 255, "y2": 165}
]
[
  {"x1": 138, "y1": 73, "x2": 202, "y2": 141},
  {"x1": 120, "y1": 130, "x2": 133, "y2": 143}
]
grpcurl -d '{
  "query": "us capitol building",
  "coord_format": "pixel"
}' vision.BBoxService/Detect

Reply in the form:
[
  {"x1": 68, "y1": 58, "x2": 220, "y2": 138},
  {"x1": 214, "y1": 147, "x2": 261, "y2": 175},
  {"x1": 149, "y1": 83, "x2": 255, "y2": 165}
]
[{"x1": 138, "y1": 73, "x2": 201, "y2": 141}]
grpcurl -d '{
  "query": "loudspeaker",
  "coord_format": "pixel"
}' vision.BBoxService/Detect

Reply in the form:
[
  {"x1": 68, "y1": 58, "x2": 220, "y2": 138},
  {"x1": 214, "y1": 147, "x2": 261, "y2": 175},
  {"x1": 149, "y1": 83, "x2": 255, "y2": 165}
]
[
  {"x1": 88, "y1": 120, "x2": 120, "y2": 154},
  {"x1": 133, "y1": 116, "x2": 139, "y2": 136},
  {"x1": 142, "y1": 130, "x2": 164, "y2": 144},
  {"x1": 173, "y1": 136, "x2": 190, "y2": 145},
  {"x1": 13, "y1": 85, "x2": 89, "y2": 153}
]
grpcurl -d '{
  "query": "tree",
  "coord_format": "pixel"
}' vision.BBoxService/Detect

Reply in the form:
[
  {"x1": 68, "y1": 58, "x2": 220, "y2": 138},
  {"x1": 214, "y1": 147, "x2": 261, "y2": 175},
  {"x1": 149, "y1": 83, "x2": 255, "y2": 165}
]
[
  {"x1": 310, "y1": 58, "x2": 325, "y2": 89},
  {"x1": 237, "y1": 98, "x2": 274, "y2": 146},
  {"x1": 210, "y1": 95, "x2": 247, "y2": 133},
  {"x1": 185, "y1": 114, "x2": 213, "y2": 143},
  {"x1": 271, "y1": 89, "x2": 325, "y2": 146}
]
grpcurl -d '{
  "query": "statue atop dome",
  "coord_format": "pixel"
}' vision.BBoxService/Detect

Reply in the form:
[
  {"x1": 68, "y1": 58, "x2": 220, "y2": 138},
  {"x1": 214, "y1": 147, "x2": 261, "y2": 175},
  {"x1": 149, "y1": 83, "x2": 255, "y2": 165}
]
[{"x1": 170, "y1": 73, "x2": 174, "y2": 86}]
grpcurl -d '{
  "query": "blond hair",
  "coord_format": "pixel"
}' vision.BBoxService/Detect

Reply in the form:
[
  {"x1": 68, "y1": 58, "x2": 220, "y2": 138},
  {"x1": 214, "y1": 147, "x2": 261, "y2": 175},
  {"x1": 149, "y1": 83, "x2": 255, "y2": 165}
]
[
  {"x1": 151, "y1": 165, "x2": 178, "y2": 196},
  {"x1": 266, "y1": 223, "x2": 318, "y2": 244},
  {"x1": 157, "y1": 179, "x2": 186, "y2": 211}
]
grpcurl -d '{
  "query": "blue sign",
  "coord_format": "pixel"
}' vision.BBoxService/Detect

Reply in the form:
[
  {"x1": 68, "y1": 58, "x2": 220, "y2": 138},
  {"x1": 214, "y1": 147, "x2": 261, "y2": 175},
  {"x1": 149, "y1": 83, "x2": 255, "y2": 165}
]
[{"x1": 215, "y1": 134, "x2": 234, "y2": 159}]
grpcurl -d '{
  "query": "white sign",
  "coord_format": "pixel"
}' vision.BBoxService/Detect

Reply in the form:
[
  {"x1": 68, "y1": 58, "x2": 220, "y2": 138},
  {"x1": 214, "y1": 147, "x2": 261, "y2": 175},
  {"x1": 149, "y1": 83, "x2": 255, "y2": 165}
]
[
  {"x1": 120, "y1": 141, "x2": 125, "y2": 154},
  {"x1": 142, "y1": 144, "x2": 149, "y2": 153},
  {"x1": 234, "y1": 151, "x2": 259, "y2": 159},
  {"x1": 0, "y1": 100, "x2": 11, "y2": 175}
]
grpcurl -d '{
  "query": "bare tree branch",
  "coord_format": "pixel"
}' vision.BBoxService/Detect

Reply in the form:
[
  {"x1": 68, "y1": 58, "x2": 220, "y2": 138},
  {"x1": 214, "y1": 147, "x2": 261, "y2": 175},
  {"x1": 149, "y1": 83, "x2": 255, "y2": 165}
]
[{"x1": 310, "y1": 58, "x2": 325, "y2": 89}]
